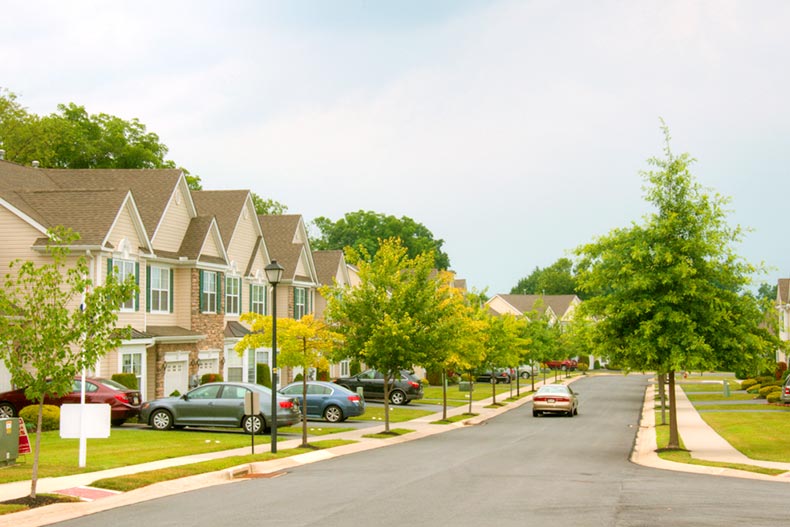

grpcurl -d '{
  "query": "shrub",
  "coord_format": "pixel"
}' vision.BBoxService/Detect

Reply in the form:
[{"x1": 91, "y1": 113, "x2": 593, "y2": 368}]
[
  {"x1": 577, "y1": 356, "x2": 590, "y2": 366},
  {"x1": 316, "y1": 367, "x2": 329, "y2": 382},
  {"x1": 20, "y1": 404, "x2": 61, "y2": 432},
  {"x1": 425, "y1": 367, "x2": 443, "y2": 386},
  {"x1": 256, "y1": 363, "x2": 272, "y2": 388},
  {"x1": 756, "y1": 375, "x2": 775, "y2": 385},
  {"x1": 294, "y1": 372, "x2": 304, "y2": 382},
  {"x1": 740, "y1": 379, "x2": 759, "y2": 391},
  {"x1": 577, "y1": 363, "x2": 589, "y2": 373},
  {"x1": 169, "y1": 390, "x2": 181, "y2": 397},
  {"x1": 767, "y1": 392, "x2": 783, "y2": 404},
  {"x1": 593, "y1": 360, "x2": 601, "y2": 370},
  {"x1": 747, "y1": 385, "x2": 762, "y2": 394},
  {"x1": 350, "y1": 360, "x2": 361, "y2": 376},
  {"x1": 200, "y1": 373, "x2": 223, "y2": 384},
  {"x1": 758, "y1": 385, "x2": 782, "y2": 399},
  {"x1": 111, "y1": 373, "x2": 138, "y2": 389}
]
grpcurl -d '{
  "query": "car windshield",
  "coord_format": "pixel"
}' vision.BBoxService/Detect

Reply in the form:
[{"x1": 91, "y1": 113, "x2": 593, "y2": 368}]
[
  {"x1": 537, "y1": 385, "x2": 570, "y2": 395},
  {"x1": 97, "y1": 379, "x2": 130, "y2": 391}
]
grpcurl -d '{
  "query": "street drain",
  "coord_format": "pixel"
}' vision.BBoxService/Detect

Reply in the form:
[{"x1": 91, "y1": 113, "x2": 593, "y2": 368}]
[{"x1": 244, "y1": 471, "x2": 287, "y2": 479}]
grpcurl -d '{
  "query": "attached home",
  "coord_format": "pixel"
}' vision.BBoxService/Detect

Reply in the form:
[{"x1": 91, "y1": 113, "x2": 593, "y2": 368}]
[
  {"x1": 312, "y1": 249, "x2": 353, "y2": 378},
  {"x1": 486, "y1": 294, "x2": 581, "y2": 325},
  {"x1": 777, "y1": 279, "x2": 790, "y2": 363}
]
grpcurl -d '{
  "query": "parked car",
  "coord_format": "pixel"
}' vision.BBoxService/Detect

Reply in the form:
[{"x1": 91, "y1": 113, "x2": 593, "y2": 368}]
[
  {"x1": 532, "y1": 384, "x2": 579, "y2": 417},
  {"x1": 335, "y1": 369, "x2": 424, "y2": 405},
  {"x1": 475, "y1": 369, "x2": 512, "y2": 384},
  {"x1": 280, "y1": 381, "x2": 365, "y2": 423},
  {"x1": 0, "y1": 377, "x2": 141, "y2": 426},
  {"x1": 543, "y1": 359, "x2": 578, "y2": 371},
  {"x1": 139, "y1": 382, "x2": 301, "y2": 434},
  {"x1": 781, "y1": 376, "x2": 790, "y2": 404},
  {"x1": 516, "y1": 365, "x2": 535, "y2": 379}
]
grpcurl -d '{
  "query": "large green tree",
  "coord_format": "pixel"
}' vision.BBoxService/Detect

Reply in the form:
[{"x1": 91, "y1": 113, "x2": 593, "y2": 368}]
[
  {"x1": 574, "y1": 124, "x2": 780, "y2": 449},
  {"x1": 0, "y1": 89, "x2": 202, "y2": 190},
  {"x1": 311, "y1": 210, "x2": 451, "y2": 269},
  {"x1": 511, "y1": 257, "x2": 579, "y2": 296},
  {"x1": 0, "y1": 227, "x2": 137, "y2": 498},
  {"x1": 323, "y1": 238, "x2": 443, "y2": 431}
]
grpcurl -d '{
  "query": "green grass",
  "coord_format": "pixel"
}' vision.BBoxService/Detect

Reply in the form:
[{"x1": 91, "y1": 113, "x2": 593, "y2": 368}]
[
  {"x1": 361, "y1": 428, "x2": 414, "y2": 439},
  {"x1": 89, "y1": 439, "x2": 355, "y2": 492},
  {"x1": 680, "y1": 381, "x2": 740, "y2": 392},
  {"x1": 696, "y1": 404, "x2": 790, "y2": 411},
  {"x1": 0, "y1": 428, "x2": 268, "y2": 484},
  {"x1": 430, "y1": 412, "x2": 479, "y2": 425},
  {"x1": 347, "y1": 406, "x2": 433, "y2": 423},
  {"x1": 421, "y1": 383, "x2": 519, "y2": 402},
  {"x1": 279, "y1": 425, "x2": 355, "y2": 436},
  {"x1": 685, "y1": 392, "x2": 755, "y2": 401},
  {"x1": 700, "y1": 413, "x2": 790, "y2": 463},
  {"x1": 654, "y1": 415, "x2": 784, "y2": 476}
]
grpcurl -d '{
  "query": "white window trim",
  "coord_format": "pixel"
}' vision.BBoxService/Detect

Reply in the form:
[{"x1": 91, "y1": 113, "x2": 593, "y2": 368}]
[{"x1": 150, "y1": 266, "x2": 170, "y2": 314}]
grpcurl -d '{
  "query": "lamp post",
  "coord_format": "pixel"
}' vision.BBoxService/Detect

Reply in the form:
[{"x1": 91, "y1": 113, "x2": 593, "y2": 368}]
[{"x1": 265, "y1": 259, "x2": 284, "y2": 453}]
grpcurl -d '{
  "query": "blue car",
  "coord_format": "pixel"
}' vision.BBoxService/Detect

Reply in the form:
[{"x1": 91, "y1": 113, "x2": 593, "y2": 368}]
[{"x1": 280, "y1": 381, "x2": 365, "y2": 423}]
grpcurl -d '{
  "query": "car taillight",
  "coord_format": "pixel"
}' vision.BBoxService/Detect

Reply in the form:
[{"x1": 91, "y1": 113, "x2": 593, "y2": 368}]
[
  {"x1": 279, "y1": 401, "x2": 294, "y2": 409},
  {"x1": 347, "y1": 395, "x2": 361, "y2": 402},
  {"x1": 534, "y1": 396, "x2": 546, "y2": 402},
  {"x1": 554, "y1": 397, "x2": 569, "y2": 402},
  {"x1": 785, "y1": 387, "x2": 790, "y2": 395},
  {"x1": 114, "y1": 393, "x2": 130, "y2": 404},
  {"x1": 408, "y1": 381, "x2": 420, "y2": 389}
]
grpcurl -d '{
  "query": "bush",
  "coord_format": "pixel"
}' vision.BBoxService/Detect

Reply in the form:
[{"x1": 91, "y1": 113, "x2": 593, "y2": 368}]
[
  {"x1": 20, "y1": 404, "x2": 60, "y2": 432},
  {"x1": 169, "y1": 390, "x2": 181, "y2": 397},
  {"x1": 256, "y1": 363, "x2": 272, "y2": 388},
  {"x1": 350, "y1": 360, "x2": 361, "y2": 376},
  {"x1": 756, "y1": 375, "x2": 775, "y2": 385},
  {"x1": 593, "y1": 360, "x2": 601, "y2": 370},
  {"x1": 758, "y1": 385, "x2": 782, "y2": 399},
  {"x1": 740, "y1": 379, "x2": 759, "y2": 391},
  {"x1": 200, "y1": 373, "x2": 223, "y2": 384},
  {"x1": 577, "y1": 363, "x2": 589, "y2": 373},
  {"x1": 111, "y1": 373, "x2": 138, "y2": 389},
  {"x1": 425, "y1": 368, "x2": 443, "y2": 386},
  {"x1": 294, "y1": 372, "x2": 304, "y2": 382},
  {"x1": 767, "y1": 391, "x2": 783, "y2": 404},
  {"x1": 577, "y1": 356, "x2": 590, "y2": 366},
  {"x1": 747, "y1": 385, "x2": 762, "y2": 394},
  {"x1": 316, "y1": 367, "x2": 329, "y2": 382}
]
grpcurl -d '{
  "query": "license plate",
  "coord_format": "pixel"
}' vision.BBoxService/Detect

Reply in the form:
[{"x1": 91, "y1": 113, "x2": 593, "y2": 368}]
[{"x1": 547, "y1": 398, "x2": 555, "y2": 403}]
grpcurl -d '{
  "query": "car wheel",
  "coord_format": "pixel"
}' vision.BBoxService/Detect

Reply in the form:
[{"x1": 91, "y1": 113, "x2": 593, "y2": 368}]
[
  {"x1": 324, "y1": 405, "x2": 344, "y2": 423},
  {"x1": 561, "y1": 365, "x2": 568, "y2": 371},
  {"x1": 111, "y1": 419, "x2": 126, "y2": 427},
  {"x1": 533, "y1": 410, "x2": 540, "y2": 417},
  {"x1": 390, "y1": 390, "x2": 407, "y2": 405},
  {"x1": 150, "y1": 409, "x2": 173, "y2": 430},
  {"x1": 521, "y1": 371, "x2": 530, "y2": 379},
  {"x1": 574, "y1": 407, "x2": 579, "y2": 416},
  {"x1": 0, "y1": 402, "x2": 15, "y2": 418},
  {"x1": 243, "y1": 414, "x2": 266, "y2": 435}
]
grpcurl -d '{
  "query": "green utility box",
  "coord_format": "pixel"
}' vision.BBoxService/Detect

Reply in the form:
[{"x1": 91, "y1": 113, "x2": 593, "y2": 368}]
[
  {"x1": 458, "y1": 381, "x2": 471, "y2": 392},
  {"x1": 0, "y1": 418, "x2": 19, "y2": 467}
]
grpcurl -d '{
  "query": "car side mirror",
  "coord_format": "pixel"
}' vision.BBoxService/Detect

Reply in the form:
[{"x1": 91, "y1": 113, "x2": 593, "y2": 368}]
[{"x1": 181, "y1": 394, "x2": 189, "y2": 401}]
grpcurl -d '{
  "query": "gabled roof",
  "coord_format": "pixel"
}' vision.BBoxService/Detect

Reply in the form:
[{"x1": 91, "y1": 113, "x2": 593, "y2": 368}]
[
  {"x1": 312, "y1": 250, "x2": 349, "y2": 287},
  {"x1": 191, "y1": 190, "x2": 252, "y2": 250},
  {"x1": 258, "y1": 214, "x2": 317, "y2": 284},
  {"x1": 0, "y1": 188, "x2": 142, "y2": 247},
  {"x1": 487, "y1": 294, "x2": 581, "y2": 320},
  {"x1": 178, "y1": 216, "x2": 228, "y2": 265}
]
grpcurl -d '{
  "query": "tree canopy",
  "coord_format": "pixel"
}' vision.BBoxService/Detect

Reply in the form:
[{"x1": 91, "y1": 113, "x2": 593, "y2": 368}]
[
  {"x1": 511, "y1": 257, "x2": 579, "y2": 297},
  {"x1": 311, "y1": 210, "x2": 451, "y2": 270},
  {"x1": 574, "y1": 123, "x2": 780, "y2": 449}
]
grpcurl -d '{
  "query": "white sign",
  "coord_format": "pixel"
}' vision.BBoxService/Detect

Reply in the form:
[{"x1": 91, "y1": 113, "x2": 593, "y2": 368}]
[{"x1": 60, "y1": 404, "x2": 111, "y2": 439}]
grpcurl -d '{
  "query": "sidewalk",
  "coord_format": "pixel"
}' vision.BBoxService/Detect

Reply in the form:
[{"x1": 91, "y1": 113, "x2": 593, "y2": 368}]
[
  {"x1": 631, "y1": 380, "x2": 790, "y2": 482},
  {"x1": 1, "y1": 377, "x2": 558, "y2": 527}
]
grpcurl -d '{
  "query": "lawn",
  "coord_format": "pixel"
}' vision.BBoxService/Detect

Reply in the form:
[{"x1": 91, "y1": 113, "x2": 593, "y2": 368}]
[
  {"x1": 680, "y1": 381, "x2": 740, "y2": 392},
  {"x1": 685, "y1": 392, "x2": 755, "y2": 402},
  {"x1": 348, "y1": 406, "x2": 433, "y2": 423},
  {"x1": 421, "y1": 382, "x2": 537, "y2": 403},
  {"x1": 0, "y1": 427, "x2": 299, "y2": 484},
  {"x1": 700, "y1": 413, "x2": 790, "y2": 463}
]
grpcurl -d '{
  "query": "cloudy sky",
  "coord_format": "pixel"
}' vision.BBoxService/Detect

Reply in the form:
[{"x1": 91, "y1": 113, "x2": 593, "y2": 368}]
[{"x1": 2, "y1": 0, "x2": 789, "y2": 294}]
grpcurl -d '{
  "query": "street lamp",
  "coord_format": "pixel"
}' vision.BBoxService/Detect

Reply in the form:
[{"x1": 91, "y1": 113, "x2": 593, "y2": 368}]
[{"x1": 265, "y1": 259, "x2": 284, "y2": 453}]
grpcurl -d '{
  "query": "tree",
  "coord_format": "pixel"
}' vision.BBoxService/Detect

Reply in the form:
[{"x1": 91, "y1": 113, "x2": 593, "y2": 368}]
[
  {"x1": 0, "y1": 88, "x2": 201, "y2": 189},
  {"x1": 235, "y1": 313, "x2": 341, "y2": 447},
  {"x1": 757, "y1": 282, "x2": 778, "y2": 303},
  {"x1": 481, "y1": 313, "x2": 524, "y2": 405},
  {"x1": 574, "y1": 123, "x2": 780, "y2": 449},
  {"x1": 251, "y1": 193, "x2": 289, "y2": 215},
  {"x1": 311, "y1": 210, "x2": 451, "y2": 269},
  {"x1": 511, "y1": 257, "x2": 579, "y2": 296},
  {"x1": 323, "y1": 238, "x2": 442, "y2": 432},
  {"x1": 0, "y1": 227, "x2": 136, "y2": 498},
  {"x1": 520, "y1": 303, "x2": 563, "y2": 388}
]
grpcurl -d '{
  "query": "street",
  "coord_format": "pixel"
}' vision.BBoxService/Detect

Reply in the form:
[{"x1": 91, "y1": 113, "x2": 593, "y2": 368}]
[{"x1": 51, "y1": 375, "x2": 789, "y2": 527}]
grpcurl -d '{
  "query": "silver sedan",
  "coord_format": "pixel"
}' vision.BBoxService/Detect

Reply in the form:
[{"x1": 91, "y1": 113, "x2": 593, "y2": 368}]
[{"x1": 532, "y1": 384, "x2": 579, "y2": 417}]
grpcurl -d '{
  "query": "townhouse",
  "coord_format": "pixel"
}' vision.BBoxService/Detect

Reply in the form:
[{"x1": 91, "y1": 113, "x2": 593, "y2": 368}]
[{"x1": 0, "y1": 159, "x2": 290, "y2": 398}]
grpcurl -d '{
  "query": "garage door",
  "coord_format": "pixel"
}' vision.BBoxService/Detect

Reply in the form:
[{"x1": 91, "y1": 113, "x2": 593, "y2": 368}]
[{"x1": 164, "y1": 361, "x2": 188, "y2": 396}]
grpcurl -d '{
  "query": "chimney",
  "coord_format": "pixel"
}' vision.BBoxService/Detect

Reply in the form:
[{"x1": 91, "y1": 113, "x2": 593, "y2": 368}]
[{"x1": 32, "y1": 160, "x2": 40, "y2": 168}]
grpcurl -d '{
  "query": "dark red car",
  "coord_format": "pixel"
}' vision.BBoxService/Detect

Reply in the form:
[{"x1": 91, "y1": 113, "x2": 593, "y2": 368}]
[
  {"x1": 0, "y1": 377, "x2": 141, "y2": 426},
  {"x1": 543, "y1": 359, "x2": 578, "y2": 371}
]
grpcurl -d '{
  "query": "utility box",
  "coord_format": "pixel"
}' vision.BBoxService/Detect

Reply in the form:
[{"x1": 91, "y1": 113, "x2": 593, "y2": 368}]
[
  {"x1": 0, "y1": 418, "x2": 19, "y2": 467},
  {"x1": 458, "y1": 381, "x2": 471, "y2": 392}
]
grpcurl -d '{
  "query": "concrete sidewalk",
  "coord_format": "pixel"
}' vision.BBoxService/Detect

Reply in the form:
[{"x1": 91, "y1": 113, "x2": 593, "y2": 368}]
[
  {"x1": 1, "y1": 377, "x2": 555, "y2": 527},
  {"x1": 631, "y1": 381, "x2": 790, "y2": 482}
]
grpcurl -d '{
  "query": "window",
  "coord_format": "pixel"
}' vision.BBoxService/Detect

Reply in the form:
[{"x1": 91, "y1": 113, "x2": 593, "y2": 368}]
[
  {"x1": 122, "y1": 352, "x2": 142, "y2": 390},
  {"x1": 294, "y1": 287, "x2": 306, "y2": 319},
  {"x1": 149, "y1": 267, "x2": 171, "y2": 313},
  {"x1": 113, "y1": 259, "x2": 137, "y2": 311},
  {"x1": 250, "y1": 284, "x2": 267, "y2": 315},
  {"x1": 201, "y1": 271, "x2": 218, "y2": 313},
  {"x1": 226, "y1": 276, "x2": 241, "y2": 315},
  {"x1": 340, "y1": 360, "x2": 350, "y2": 377}
]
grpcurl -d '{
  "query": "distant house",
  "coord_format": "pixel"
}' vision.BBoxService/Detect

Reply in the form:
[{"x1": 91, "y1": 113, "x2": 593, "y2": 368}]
[
  {"x1": 777, "y1": 279, "x2": 790, "y2": 363},
  {"x1": 486, "y1": 294, "x2": 581, "y2": 325}
]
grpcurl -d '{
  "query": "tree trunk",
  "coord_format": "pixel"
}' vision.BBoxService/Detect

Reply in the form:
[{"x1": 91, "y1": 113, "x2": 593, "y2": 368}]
[
  {"x1": 383, "y1": 372, "x2": 391, "y2": 433},
  {"x1": 467, "y1": 370, "x2": 473, "y2": 414},
  {"x1": 441, "y1": 369, "x2": 447, "y2": 421},
  {"x1": 30, "y1": 401, "x2": 44, "y2": 498},
  {"x1": 658, "y1": 373, "x2": 666, "y2": 426},
  {"x1": 667, "y1": 370, "x2": 680, "y2": 449},
  {"x1": 491, "y1": 376, "x2": 496, "y2": 405},
  {"x1": 300, "y1": 370, "x2": 308, "y2": 448}
]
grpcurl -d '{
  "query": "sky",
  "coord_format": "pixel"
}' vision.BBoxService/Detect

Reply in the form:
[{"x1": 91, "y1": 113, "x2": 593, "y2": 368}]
[{"x1": 2, "y1": 0, "x2": 789, "y2": 295}]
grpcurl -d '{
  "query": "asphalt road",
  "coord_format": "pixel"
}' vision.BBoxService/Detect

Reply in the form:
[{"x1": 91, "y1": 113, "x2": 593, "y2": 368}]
[{"x1": 51, "y1": 375, "x2": 789, "y2": 527}]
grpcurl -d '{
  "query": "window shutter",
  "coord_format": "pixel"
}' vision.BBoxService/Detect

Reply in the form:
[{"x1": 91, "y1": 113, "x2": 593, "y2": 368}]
[
  {"x1": 146, "y1": 265, "x2": 151, "y2": 313},
  {"x1": 217, "y1": 273, "x2": 224, "y2": 314},
  {"x1": 107, "y1": 258, "x2": 113, "y2": 281},
  {"x1": 249, "y1": 284, "x2": 253, "y2": 313},
  {"x1": 135, "y1": 262, "x2": 140, "y2": 311},
  {"x1": 169, "y1": 269, "x2": 174, "y2": 313},
  {"x1": 199, "y1": 270, "x2": 205, "y2": 312}
]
